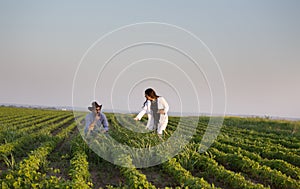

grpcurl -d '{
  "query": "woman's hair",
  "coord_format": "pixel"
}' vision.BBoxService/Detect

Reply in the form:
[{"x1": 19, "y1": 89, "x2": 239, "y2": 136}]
[{"x1": 143, "y1": 88, "x2": 160, "y2": 107}]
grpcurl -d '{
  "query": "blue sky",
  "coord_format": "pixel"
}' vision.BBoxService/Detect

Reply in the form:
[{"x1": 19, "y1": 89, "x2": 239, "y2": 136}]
[{"x1": 1, "y1": 1, "x2": 299, "y2": 118}]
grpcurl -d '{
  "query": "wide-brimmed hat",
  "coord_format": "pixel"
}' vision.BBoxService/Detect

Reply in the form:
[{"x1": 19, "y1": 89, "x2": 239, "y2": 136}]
[{"x1": 88, "y1": 101, "x2": 102, "y2": 111}]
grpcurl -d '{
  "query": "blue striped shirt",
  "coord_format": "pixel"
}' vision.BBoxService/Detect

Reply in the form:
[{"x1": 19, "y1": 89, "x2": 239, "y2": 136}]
[{"x1": 84, "y1": 112, "x2": 109, "y2": 134}]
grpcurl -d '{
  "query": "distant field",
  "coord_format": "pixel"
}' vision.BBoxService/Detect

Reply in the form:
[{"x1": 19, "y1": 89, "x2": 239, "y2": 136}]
[{"x1": 0, "y1": 106, "x2": 299, "y2": 189}]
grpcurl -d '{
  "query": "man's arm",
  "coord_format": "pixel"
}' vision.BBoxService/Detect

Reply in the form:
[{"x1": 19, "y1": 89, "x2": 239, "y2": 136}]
[
  {"x1": 101, "y1": 113, "x2": 109, "y2": 131},
  {"x1": 85, "y1": 114, "x2": 99, "y2": 134},
  {"x1": 85, "y1": 114, "x2": 92, "y2": 134}
]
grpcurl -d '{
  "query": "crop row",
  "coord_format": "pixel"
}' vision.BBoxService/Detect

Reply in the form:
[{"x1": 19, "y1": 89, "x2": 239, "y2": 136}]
[
  {"x1": 106, "y1": 114, "x2": 218, "y2": 188},
  {"x1": 212, "y1": 141, "x2": 300, "y2": 180},
  {"x1": 217, "y1": 136, "x2": 300, "y2": 167},
  {"x1": 0, "y1": 115, "x2": 76, "y2": 160},
  {"x1": 177, "y1": 145, "x2": 267, "y2": 189},
  {"x1": 1, "y1": 116, "x2": 84, "y2": 188},
  {"x1": 0, "y1": 107, "x2": 68, "y2": 127},
  {"x1": 168, "y1": 118, "x2": 300, "y2": 167},
  {"x1": 68, "y1": 135, "x2": 93, "y2": 189},
  {"x1": 0, "y1": 113, "x2": 72, "y2": 144},
  {"x1": 222, "y1": 126, "x2": 300, "y2": 151},
  {"x1": 207, "y1": 147, "x2": 300, "y2": 189}
]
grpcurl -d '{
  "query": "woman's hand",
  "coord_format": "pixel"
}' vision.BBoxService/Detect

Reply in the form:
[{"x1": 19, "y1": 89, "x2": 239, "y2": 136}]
[
  {"x1": 134, "y1": 117, "x2": 139, "y2": 121},
  {"x1": 158, "y1": 109, "x2": 165, "y2": 114}
]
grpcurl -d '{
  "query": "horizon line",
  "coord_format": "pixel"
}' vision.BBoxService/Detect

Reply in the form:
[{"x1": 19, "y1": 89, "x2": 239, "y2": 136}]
[{"x1": 1, "y1": 103, "x2": 299, "y2": 121}]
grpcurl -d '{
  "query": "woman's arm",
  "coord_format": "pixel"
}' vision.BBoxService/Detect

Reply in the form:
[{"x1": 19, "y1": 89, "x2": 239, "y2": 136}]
[
  {"x1": 159, "y1": 97, "x2": 169, "y2": 114},
  {"x1": 134, "y1": 101, "x2": 149, "y2": 120}
]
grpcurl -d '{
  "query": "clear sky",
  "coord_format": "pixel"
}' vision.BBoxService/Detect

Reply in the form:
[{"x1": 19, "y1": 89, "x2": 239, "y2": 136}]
[{"x1": 1, "y1": 0, "x2": 299, "y2": 118}]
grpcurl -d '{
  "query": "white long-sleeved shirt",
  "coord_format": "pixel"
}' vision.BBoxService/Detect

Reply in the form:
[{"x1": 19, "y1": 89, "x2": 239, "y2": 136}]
[{"x1": 136, "y1": 97, "x2": 169, "y2": 120}]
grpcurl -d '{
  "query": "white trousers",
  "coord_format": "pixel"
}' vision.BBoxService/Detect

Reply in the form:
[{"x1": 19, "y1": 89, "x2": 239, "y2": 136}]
[{"x1": 146, "y1": 114, "x2": 168, "y2": 134}]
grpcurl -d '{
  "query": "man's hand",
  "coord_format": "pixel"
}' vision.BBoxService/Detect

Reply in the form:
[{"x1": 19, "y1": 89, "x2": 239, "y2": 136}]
[
  {"x1": 88, "y1": 124, "x2": 94, "y2": 131},
  {"x1": 134, "y1": 117, "x2": 139, "y2": 121},
  {"x1": 101, "y1": 130, "x2": 108, "y2": 133},
  {"x1": 158, "y1": 109, "x2": 165, "y2": 114},
  {"x1": 89, "y1": 115, "x2": 99, "y2": 131}
]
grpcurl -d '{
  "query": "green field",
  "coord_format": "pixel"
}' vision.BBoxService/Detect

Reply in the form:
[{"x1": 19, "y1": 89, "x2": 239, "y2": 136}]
[{"x1": 0, "y1": 106, "x2": 299, "y2": 189}]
